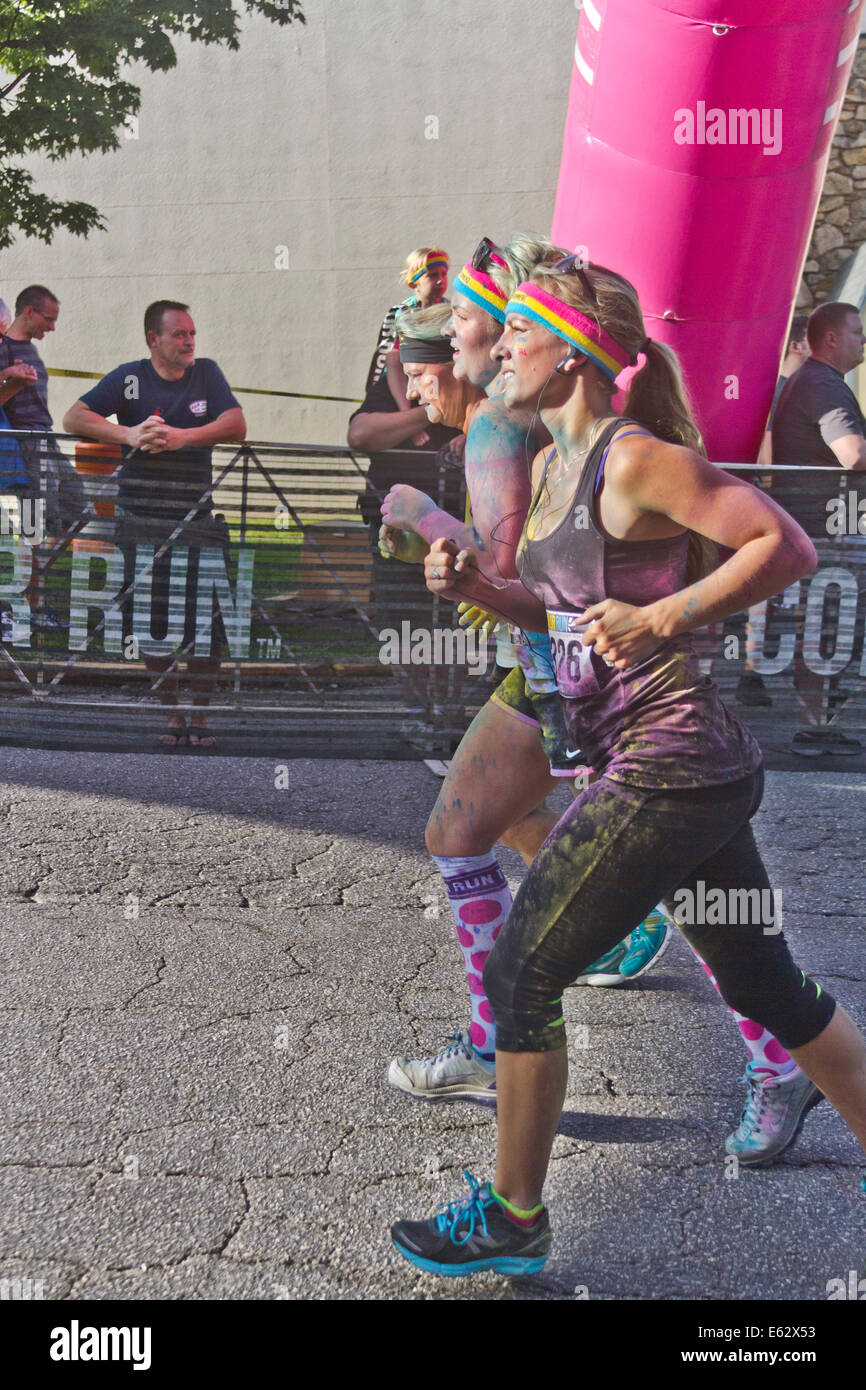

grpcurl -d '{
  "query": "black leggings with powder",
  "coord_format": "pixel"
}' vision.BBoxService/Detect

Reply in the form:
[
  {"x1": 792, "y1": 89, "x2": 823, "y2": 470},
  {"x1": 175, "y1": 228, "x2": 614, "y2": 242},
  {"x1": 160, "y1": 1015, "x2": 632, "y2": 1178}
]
[{"x1": 483, "y1": 767, "x2": 835, "y2": 1054}]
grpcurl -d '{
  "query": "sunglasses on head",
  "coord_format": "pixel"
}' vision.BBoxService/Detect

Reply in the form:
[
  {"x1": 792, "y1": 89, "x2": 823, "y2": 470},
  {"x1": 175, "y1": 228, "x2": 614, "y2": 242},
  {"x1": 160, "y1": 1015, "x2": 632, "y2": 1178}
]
[
  {"x1": 551, "y1": 254, "x2": 599, "y2": 308},
  {"x1": 471, "y1": 236, "x2": 506, "y2": 272}
]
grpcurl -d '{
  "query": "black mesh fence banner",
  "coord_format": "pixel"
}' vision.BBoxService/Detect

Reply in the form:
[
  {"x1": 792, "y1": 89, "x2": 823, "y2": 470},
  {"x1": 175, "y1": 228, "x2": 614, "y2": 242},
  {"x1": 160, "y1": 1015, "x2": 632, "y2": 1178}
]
[
  {"x1": 0, "y1": 432, "x2": 484, "y2": 757},
  {"x1": 1, "y1": 437, "x2": 865, "y2": 767}
]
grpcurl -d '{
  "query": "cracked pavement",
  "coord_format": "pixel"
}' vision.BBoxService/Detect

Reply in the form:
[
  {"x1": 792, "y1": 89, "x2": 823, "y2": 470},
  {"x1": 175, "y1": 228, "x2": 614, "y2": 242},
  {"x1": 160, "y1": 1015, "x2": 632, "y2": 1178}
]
[{"x1": 0, "y1": 749, "x2": 864, "y2": 1301}]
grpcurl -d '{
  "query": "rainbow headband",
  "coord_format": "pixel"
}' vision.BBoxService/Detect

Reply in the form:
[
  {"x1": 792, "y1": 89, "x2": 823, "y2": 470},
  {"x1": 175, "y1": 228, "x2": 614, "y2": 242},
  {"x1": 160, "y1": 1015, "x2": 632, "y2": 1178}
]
[
  {"x1": 505, "y1": 282, "x2": 633, "y2": 380},
  {"x1": 453, "y1": 263, "x2": 508, "y2": 323},
  {"x1": 408, "y1": 253, "x2": 449, "y2": 286}
]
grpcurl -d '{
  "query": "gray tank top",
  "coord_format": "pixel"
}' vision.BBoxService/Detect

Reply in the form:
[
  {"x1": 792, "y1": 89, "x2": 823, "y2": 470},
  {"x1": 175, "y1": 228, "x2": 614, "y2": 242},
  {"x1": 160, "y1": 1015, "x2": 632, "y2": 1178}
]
[{"x1": 517, "y1": 418, "x2": 761, "y2": 788}]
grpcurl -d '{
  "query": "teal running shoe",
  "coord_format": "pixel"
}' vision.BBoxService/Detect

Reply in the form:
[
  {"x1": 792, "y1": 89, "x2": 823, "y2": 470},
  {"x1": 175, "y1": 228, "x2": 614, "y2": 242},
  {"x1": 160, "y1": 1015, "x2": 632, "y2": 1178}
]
[
  {"x1": 391, "y1": 1171, "x2": 551, "y2": 1278},
  {"x1": 573, "y1": 938, "x2": 629, "y2": 987},
  {"x1": 619, "y1": 906, "x2": 673, "y2": 979},
  {"x1": 574, "y1": 905, "x2": 672, "y2": 987}
]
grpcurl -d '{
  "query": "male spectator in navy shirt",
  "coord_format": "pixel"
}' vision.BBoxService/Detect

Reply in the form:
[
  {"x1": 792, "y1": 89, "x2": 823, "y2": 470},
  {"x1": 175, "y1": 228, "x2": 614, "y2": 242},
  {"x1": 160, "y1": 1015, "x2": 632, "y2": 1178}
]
[
  {"x1": 64, "y1": 301, "x2": 246, "y2": 747},
  {"x1": 1, "y1": 285, "x2": 86, "y2": 631},
  {"x1": 772, "y1": 301, "x2": 866, "y2": 756}
]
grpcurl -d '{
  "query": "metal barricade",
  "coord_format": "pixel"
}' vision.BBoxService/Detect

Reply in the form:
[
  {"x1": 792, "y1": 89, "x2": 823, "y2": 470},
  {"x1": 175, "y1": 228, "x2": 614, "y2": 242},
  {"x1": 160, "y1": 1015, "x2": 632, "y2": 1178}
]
[
  {"x1": 709, "y1": 463, "x2": 866, "y2": 764},
  {"x1": 0, "y1": 430, "x2": 487, "y2": 757},
  {"x1": 1, "y1": 439, "x2": 864, "y2": 765}
]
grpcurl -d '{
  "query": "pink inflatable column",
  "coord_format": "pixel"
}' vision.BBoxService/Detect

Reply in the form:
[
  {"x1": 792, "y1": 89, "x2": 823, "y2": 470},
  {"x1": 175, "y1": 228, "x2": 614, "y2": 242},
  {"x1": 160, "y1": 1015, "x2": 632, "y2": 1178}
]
[{"x1": 552, "y1": 0, "x2": 864, "y2": 462}]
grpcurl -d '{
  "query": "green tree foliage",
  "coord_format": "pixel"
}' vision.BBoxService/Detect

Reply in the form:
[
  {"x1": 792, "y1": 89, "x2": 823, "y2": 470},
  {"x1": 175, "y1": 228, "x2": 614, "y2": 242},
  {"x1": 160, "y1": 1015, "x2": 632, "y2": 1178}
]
[{"x1": 0, "y1": 0, "x2": 305, "y2": 248}]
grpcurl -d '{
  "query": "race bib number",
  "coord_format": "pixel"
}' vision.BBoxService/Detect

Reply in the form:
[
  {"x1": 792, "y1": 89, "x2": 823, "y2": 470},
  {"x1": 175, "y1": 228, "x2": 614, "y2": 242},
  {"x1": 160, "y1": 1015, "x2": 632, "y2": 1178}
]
[{"x1": 547, "y1": 609, "x2": 616, "y2": 701}]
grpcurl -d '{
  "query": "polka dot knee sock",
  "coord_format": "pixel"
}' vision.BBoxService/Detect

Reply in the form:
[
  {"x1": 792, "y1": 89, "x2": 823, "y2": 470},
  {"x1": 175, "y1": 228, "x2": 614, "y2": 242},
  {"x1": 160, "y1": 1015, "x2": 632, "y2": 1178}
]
[
  {"x1": 433, "y1": 853, "x2": 511, "y2": 1061},
  {"x1": 687, "y1": 943, "x2": 799, "y2": 1080}
]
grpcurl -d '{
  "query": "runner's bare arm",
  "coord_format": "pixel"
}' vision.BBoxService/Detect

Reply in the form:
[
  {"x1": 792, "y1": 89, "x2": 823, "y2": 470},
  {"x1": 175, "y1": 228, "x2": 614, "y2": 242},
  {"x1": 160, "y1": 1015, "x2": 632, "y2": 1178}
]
[
  {"x1": 380, "y1": 483, "x2": 476, "y2": 554},
  {"x1": 460, "y1": 397, "x2": 536, "y2": 582},
  {"x1": 578, "y1": 435, "x2": 817, "y2": 666}
]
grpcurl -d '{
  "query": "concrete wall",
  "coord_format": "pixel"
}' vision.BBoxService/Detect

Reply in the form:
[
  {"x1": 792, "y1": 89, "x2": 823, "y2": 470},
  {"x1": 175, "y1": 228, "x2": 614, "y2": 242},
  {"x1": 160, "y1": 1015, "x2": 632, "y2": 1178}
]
[
  {"x1": 799, "y1": 21, "x2": 866, "y2": 311},
  {"x1": 5, "y1": 3, "x2": 864, "y2": 444},
  {"x1": 1, "y1": 0, "x2": 578, "y2": 445}
]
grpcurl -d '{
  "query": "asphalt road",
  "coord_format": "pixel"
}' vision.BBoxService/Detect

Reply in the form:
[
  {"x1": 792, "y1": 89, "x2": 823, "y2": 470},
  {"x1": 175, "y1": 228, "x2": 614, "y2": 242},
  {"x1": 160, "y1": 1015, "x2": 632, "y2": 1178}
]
[{"x1": 0, "y1": 749, "x2": 864, "y2": 1302}]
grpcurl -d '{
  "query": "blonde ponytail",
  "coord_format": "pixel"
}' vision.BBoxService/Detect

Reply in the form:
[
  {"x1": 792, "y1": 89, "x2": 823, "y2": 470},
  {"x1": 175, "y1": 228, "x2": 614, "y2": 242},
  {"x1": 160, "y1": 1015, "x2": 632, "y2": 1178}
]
[
  {"x1": 624, "y1": 340, "x2": 718, "y2": 581},
  {"x1": 624, "y1": 339, "x2": 703, "y2": 455}
]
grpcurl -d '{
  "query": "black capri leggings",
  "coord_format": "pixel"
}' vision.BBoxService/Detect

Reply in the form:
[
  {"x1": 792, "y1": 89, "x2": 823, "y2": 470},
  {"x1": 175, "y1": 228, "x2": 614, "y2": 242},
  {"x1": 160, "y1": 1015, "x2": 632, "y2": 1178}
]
[{"x1": 483, "y1": 768, "x2": 835, "y2": 1054}]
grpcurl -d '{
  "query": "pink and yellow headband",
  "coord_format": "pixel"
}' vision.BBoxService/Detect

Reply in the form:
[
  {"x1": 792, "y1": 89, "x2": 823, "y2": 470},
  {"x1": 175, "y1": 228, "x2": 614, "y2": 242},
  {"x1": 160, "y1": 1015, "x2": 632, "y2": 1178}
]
[
  {"x1": 453, "y1": 264, "x2": 508, "y2": 323},
  {"x1": 407, "y1": 253, "x2": 449, "y2": 286},
  {"x1": 505, "y1": 282, "x2": 633, "y2": 380}
]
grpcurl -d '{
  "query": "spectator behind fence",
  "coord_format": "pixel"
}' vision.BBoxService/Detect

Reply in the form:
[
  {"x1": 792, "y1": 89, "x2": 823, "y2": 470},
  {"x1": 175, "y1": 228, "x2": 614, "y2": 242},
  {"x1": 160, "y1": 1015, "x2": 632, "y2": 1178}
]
[
  {"x1": 365, "y1": 249, "x2": 450, "y2": 441},
  {"x1": 349, "y1": 303, "x2": 466, "y2": 737},
  {"x1": 0, "y1": 300, "x2": 10, "y2": 334},
  {"x1": 771, "y1": 300, "x2": 866, "y2": 757},
  {"x1": 756, "y1": 314, "x2": 810, "y2": 468},
  {"x1": 0, "y1": 285, "x2": 87, "y2": 633},
  {"x1": 736, "y1": 314, "x2": 811, "y2": 707},
  {"x1": 63, "y1": 301, "x2": 246, "y2": 748}
]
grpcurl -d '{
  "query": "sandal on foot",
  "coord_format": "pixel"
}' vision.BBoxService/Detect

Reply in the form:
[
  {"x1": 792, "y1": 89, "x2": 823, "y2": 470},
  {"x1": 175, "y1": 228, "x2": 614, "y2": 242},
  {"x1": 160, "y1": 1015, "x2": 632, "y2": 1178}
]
[
  {"x1": 159, "y1": 724, "x2": 188, "y2": 748},
  {"x1": 187, "y1": 727, "x2": 215, "y2": 747}
]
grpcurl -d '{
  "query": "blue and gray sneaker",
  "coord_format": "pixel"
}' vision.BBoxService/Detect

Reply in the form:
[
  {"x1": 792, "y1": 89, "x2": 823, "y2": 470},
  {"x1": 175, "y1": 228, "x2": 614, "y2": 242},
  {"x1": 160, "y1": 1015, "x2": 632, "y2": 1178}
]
[
  {"x1": 725, "y1": 1061, "x2": 824, "y2": 1165},
  {"x1": 391, "y1": 1171, "x2": 551, "y2": 1278},
  {"x1": 574, "y1": 905, "x2": 673, "y2": 987}
]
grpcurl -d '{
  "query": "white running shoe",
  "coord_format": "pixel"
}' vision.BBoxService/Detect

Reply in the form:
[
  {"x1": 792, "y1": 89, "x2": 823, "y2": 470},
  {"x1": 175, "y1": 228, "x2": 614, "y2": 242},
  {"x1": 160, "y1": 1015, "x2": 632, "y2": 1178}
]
[
  {"x1": 388, "y1": 1030, "x2": 497, "y2": 1103},
  {"x1": 725, "y1": 1062, "x2": 824, "y2": 1165}
]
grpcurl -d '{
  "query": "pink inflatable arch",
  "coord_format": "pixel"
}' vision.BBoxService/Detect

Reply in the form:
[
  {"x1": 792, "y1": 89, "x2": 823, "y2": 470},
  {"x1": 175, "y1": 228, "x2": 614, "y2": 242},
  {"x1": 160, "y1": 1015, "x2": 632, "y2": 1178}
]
[{"x1": 552, "y1": 0, "x2": 864, "y2": 462}]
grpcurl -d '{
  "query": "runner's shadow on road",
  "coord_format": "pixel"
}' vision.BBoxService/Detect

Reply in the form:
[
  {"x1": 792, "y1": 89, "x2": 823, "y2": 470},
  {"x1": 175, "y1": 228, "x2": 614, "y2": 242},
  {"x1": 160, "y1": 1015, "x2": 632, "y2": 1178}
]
[{"x1": 556, "y1": 1111, "x2": 687, "y2": 1144}]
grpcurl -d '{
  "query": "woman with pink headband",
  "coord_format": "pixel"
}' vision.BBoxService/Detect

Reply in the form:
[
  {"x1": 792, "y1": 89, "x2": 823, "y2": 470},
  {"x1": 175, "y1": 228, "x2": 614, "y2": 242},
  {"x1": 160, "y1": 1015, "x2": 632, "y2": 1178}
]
[
  {"x1": 390, "y1": 257, "x2": 866, "y2": 1279},
  {"x1": 380, "y1": 236, "x2": 674, "y2": 1115},
  {"x1": 364, "y1": 247, "x2": 450, "y2": 406},
  {"x1": 383, "y1": 239, "x2": 812, "y2": 1172}
]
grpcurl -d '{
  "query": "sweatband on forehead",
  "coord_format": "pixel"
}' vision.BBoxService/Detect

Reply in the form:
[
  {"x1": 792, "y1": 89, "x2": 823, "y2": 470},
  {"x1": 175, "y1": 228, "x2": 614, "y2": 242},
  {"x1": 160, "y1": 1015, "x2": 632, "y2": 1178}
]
[
  {"x1": 398, "y1": 336, "x2": 455, "y2": 363},
  {"x1": 454, "y1": 265, "x2": 508, "y2": 323},
  {"x1": 506, "y1": 283, "x2": 633, "y2": 379},
  {"x1": 407, "y1": 254, "x2": 450, "y2": 286}
]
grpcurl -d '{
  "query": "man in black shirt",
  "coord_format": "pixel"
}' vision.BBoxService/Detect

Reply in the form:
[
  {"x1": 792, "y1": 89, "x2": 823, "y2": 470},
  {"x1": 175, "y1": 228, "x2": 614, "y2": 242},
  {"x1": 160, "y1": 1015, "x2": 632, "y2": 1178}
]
[
  {"x1": 64, "y1": 301, "x2": 246, "y2": 747},
  {"x1": 772, "y1": 303, "x2": 865, "y2": 471},
  {"x1": 771, "y1": 301, "x2": 866, "y2": 756}
]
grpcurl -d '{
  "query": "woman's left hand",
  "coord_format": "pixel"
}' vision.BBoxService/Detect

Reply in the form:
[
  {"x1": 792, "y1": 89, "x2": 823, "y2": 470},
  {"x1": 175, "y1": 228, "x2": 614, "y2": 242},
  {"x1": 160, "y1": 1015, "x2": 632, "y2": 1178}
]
[
  {"x1": 577, "y1": 599, "x2": 663, "y2": 670},
  {"x1": 381, "y1": 483, "x2": 434, "y2": 532}
]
